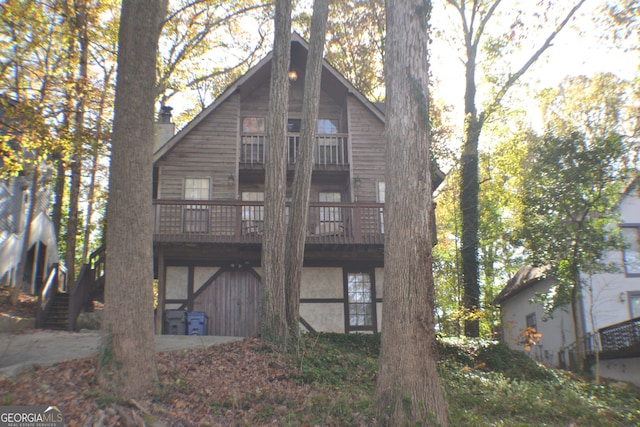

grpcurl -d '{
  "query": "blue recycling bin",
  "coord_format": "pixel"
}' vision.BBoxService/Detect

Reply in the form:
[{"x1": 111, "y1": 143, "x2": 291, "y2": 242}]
[
  {"x1": 187, "y1": 311, "x2": 208, "y2": 336},
  {"x1": 164, "y1": 310, "x2": 187, "y2": 335}
]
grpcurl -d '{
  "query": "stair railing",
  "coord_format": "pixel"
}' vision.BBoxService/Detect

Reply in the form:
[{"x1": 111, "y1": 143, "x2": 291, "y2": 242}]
[
  {"x1": 69, "y1": 245, "x2": 105, "y2": 331},
  {"x1": 35, "y1": 264, "x2": 61, "y2": 328}
]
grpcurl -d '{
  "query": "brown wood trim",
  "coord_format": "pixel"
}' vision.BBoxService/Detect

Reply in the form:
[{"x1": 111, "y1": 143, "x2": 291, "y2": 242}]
[
  {"x1": 300, "y1": 298, "x2": 344, "y2": 304},
  {"x1": 343, "y1": 267, "x2": 378, "y2": 333},
  {"x1": 299, "y1": 316, "x2": 317, "y2": 333}
]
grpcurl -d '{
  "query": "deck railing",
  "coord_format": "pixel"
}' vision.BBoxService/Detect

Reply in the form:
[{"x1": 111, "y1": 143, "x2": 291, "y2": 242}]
[
  {"x1": 599, "y1": 316, "x2": 640, "y2": 353},
  {"x1": 240, "y1": 133, "x2": 349, "y2": 167},
  {"x1": 153, "y1": 200, "x2": 384, "y2": 245}
]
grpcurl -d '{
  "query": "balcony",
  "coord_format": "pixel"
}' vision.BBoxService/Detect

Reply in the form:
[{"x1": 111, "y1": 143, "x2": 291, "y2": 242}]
[
  {"x1": 598, "y1": 317, "x2": 640, "y2": 359},
  {"x1": 240, "y1": 133, "x2": 348, "y2": 169},
  {"x1": 153, "y1": 200, "x2": 384, "y2": 245}
]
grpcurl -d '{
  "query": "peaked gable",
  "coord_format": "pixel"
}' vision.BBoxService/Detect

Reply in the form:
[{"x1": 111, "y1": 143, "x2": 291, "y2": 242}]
[{"x1": 154, "y1": 33, "x2": 385, "y2": 162}]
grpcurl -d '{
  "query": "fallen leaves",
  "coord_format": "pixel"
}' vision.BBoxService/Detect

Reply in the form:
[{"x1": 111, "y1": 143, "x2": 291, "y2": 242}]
[{"x1": 0, "y1": 338, "x2": 326, "y2": 426}]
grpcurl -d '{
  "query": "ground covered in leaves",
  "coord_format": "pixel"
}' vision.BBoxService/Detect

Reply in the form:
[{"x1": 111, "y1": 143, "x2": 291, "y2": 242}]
[
  {"x1": 0, "y1": 287, "x2": 38, "y2": 318},
  {"x1": 1, "y1": 333, "x2": 639, "y2": 426}
]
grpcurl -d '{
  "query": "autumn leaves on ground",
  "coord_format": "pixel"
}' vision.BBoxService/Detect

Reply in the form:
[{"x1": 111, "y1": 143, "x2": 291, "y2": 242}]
[{"x1": 1, "y1": 333, "x2": 639, "y2": 426}]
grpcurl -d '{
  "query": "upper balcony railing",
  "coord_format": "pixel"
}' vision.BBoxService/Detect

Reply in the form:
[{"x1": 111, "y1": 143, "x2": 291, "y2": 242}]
[
  {"x1": 153, "y1": 200, "x2": 384, "y2": 245},
  {"x1": 240, "y1": 133, "x2": 349, "y2": 168}
]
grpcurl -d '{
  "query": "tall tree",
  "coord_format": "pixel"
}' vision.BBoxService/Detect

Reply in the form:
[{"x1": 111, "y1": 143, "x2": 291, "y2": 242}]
[
  {"x1": 64, "y1": 0, "x2": 90, "y2": 282},
  {"x1": 284, "y1": 0, "x2": 330, "y2": 337},
  {"x1": 374, "y1": 1, "x2": 448, "y2": 425},
  {"x1": 442, "y1": 0, "x2": 587, "y2": 336},
  {"x1": 98, "y1": 0, "x2": 166, "y2": 397},
  {"x1": 261, "y1": 0, "x2": 291, "y2": 344}
]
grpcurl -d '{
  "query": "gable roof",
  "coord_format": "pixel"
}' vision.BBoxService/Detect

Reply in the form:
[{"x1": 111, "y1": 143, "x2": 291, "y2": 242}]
[
  {"x1": 153, "y1": 32, "x2": 385, "y2": 162},
  {"x1": 493, "y1": 265, "x2": 549, "y2": 305}
]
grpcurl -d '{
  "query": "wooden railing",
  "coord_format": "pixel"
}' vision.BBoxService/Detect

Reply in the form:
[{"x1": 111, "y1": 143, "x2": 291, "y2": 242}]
[
  {"x1": 35, "y1": 263, "x2": 66, "y2": 328},
  {"x1": 240, "y1": 133, "x2": 349, "y2": 167},
  {"x1": 69, "y1": 245, "x2": 106, "y2": 331},
  {"x1": 153, "y1": 200, "x2": 384, "y2": 245},
  {"x1": 599, "y1": 317, "x2": 640, "y2": 354}
]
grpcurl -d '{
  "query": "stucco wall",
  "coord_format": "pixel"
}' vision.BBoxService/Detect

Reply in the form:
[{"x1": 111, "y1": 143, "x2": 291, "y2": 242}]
[
  {"x1": 300, "y1": 267, "x2": 344, "y2": 332},
  {"x1": 300, "y1": 267, "x2": 343, "y2": 299},
  {"x1": 166, "y1": 266, "x2": 188, "y2": 300},
  {"x1": 500, "y1": 277, "x2": 575, "y2": 367},
  {"x1": 594, "y1": 358, "x2": 640, "y2": 386}
]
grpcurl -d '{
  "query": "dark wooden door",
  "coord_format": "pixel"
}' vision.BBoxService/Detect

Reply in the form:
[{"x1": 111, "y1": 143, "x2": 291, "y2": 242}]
[{"x1": 194, "y1": 270, "x2": 262, "y2": 337}]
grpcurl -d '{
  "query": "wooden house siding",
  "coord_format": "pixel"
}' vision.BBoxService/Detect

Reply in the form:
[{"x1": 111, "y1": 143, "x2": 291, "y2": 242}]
[
  {"x1": 348, "y1": 95, "x2": 386, "y2": 202},
  {"x1": 157, "y1": 93, "x2": 239, "y2": 200}
]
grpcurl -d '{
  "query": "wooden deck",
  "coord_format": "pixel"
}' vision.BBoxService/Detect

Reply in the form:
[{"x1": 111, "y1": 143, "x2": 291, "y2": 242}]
[{"x1": 153, "y1": 200, "x2": 384, "y2": 245}]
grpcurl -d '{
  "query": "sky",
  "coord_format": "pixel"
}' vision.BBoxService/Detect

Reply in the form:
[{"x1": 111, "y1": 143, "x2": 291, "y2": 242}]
[{"x1": 428, "y1": 0, "x2": 638, "y2": 148}]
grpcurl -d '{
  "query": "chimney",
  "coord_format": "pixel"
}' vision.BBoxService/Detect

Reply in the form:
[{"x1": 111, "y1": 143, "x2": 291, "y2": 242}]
[
  {"x1": 159, "y1": 105, "x2": 173, "y2": 124},
  {"x1": 154, "y1": 105, "x2": 175, "y2": 152}
]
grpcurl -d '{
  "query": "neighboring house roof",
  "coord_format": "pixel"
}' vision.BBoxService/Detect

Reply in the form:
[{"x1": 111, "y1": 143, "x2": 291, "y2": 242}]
[{"x1": 494, "y1": 265, "x2": 549, "y2": 305}]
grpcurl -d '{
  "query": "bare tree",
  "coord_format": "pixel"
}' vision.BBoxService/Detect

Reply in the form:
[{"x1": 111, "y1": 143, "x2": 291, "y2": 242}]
[
  {"x1": 284, "y1": 0, "x2": 330, "y2": 336},
  {"x1": 374, "y1": 0, "x2": 448, "y2": 425},
  {"x1": 98, "y1": 0, "x2": 167, "y2": 398},
  {"x1": 261, "y1": 0, "x2": 291, "y2": 344}
]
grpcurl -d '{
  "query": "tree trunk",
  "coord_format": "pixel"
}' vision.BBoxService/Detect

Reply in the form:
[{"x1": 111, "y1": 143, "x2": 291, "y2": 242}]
[
  {"x1": 51, "y1": 156, "x2": 65, "y2": 241},
  {"x1": 260, "y1": 0, "x2": 291, "y2": 345},
  {"x1": 81, "y1": 144, "x2": 99, "y2": 264},
  {"x1": 285, "y1": 0, "x2": 329, "y2": 337},
  {"x1": 98, "y1": 0, "x2": 166, "y2": 398},
  {"x1": 64, "y1": 0, "x2": 89, "y2": 283},
  {"x1": 461, "y1": 115, "x2": 481, "y2": 337},
  {"x1": 374, "y1": 1, "x2": 448, "y2": 425}
]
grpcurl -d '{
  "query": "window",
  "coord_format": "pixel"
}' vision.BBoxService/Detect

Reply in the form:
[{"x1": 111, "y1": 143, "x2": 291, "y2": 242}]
[
  {"x1": 242, "y1": 118, "x2": 265, "y2": 163},
  {"x1": 184, "y1": 178, "x2": 209, "y2": 233},
  {"x1": 317, "y1": 119, "x2": 339, "y2": 134},
  {"x1": 241, "y1": 192, "x2": 264, "y2": 235},
  {"x1": 346, "y1": 271, "x2": 375, "y2": 331},
  {"x1": 184, "y1": 178, "x2": 209, "y2": 200},
  {"x1": 526, "y1": 313, "x2": 537, "y2": 330},
  {"x1": 287, "y1": 118, "x2": 301, "y2": 133},
  {"x1": 242, "y1": 117, "x2": 265, "y2": 133},
  {"x1": 629, "y1": 292, "x2": 640, "y2": 319},
  {"x1": 621, "y1": 226, "x2": 640, "y2": 276}
]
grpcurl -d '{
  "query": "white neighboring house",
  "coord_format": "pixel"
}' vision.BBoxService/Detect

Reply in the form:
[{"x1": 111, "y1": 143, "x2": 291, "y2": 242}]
[
  {"x1": 495, "y1": 179, "x2": 640, "y2": 385},
  {"x1": 0, "y1": 98, "x2": 60, "y2": 295}
]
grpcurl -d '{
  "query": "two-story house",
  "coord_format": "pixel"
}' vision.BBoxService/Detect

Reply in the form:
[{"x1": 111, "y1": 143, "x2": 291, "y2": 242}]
[
  {"x1": 495, "y1": 178, "x2": 640, "y2": 385},
  {"x1": 152, "y1": 34, "x2": 443, "y2": 337}
]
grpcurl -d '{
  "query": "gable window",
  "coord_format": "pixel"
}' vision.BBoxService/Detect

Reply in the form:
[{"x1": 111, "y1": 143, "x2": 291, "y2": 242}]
[
  {"x1": 241, "y1": 117, "x2": 265, "y2": 163},
  {"x1": 287, "y1": 118, "x2": 301, "y2": 133},
  {"x1": 242, "y1": 117, "x2": 265, "y2": 133},
  {"x1": 317, "y1": 119, "x2": 339, "y2": 134},
  {"x1": 184, "y1": 178, "x2": 209, "y2": 233},
  {"x1": 345, "y1": 271, "x2": 376, "y2": 332},
  {"x1": 629, "y1": 292, "x2": 640, "y2": 319},
  {"x1": 621, "y1": 226, "x2": 640, "y2": 276}
]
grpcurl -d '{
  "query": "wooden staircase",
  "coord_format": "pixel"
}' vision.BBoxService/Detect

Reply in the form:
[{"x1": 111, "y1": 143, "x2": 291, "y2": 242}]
[
  {"x1": 37, "y1": 246, "x2": 105, "y2": 331},
  {"x1": 41, "y1": 293, "x2": 70, "y2": 330}
]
